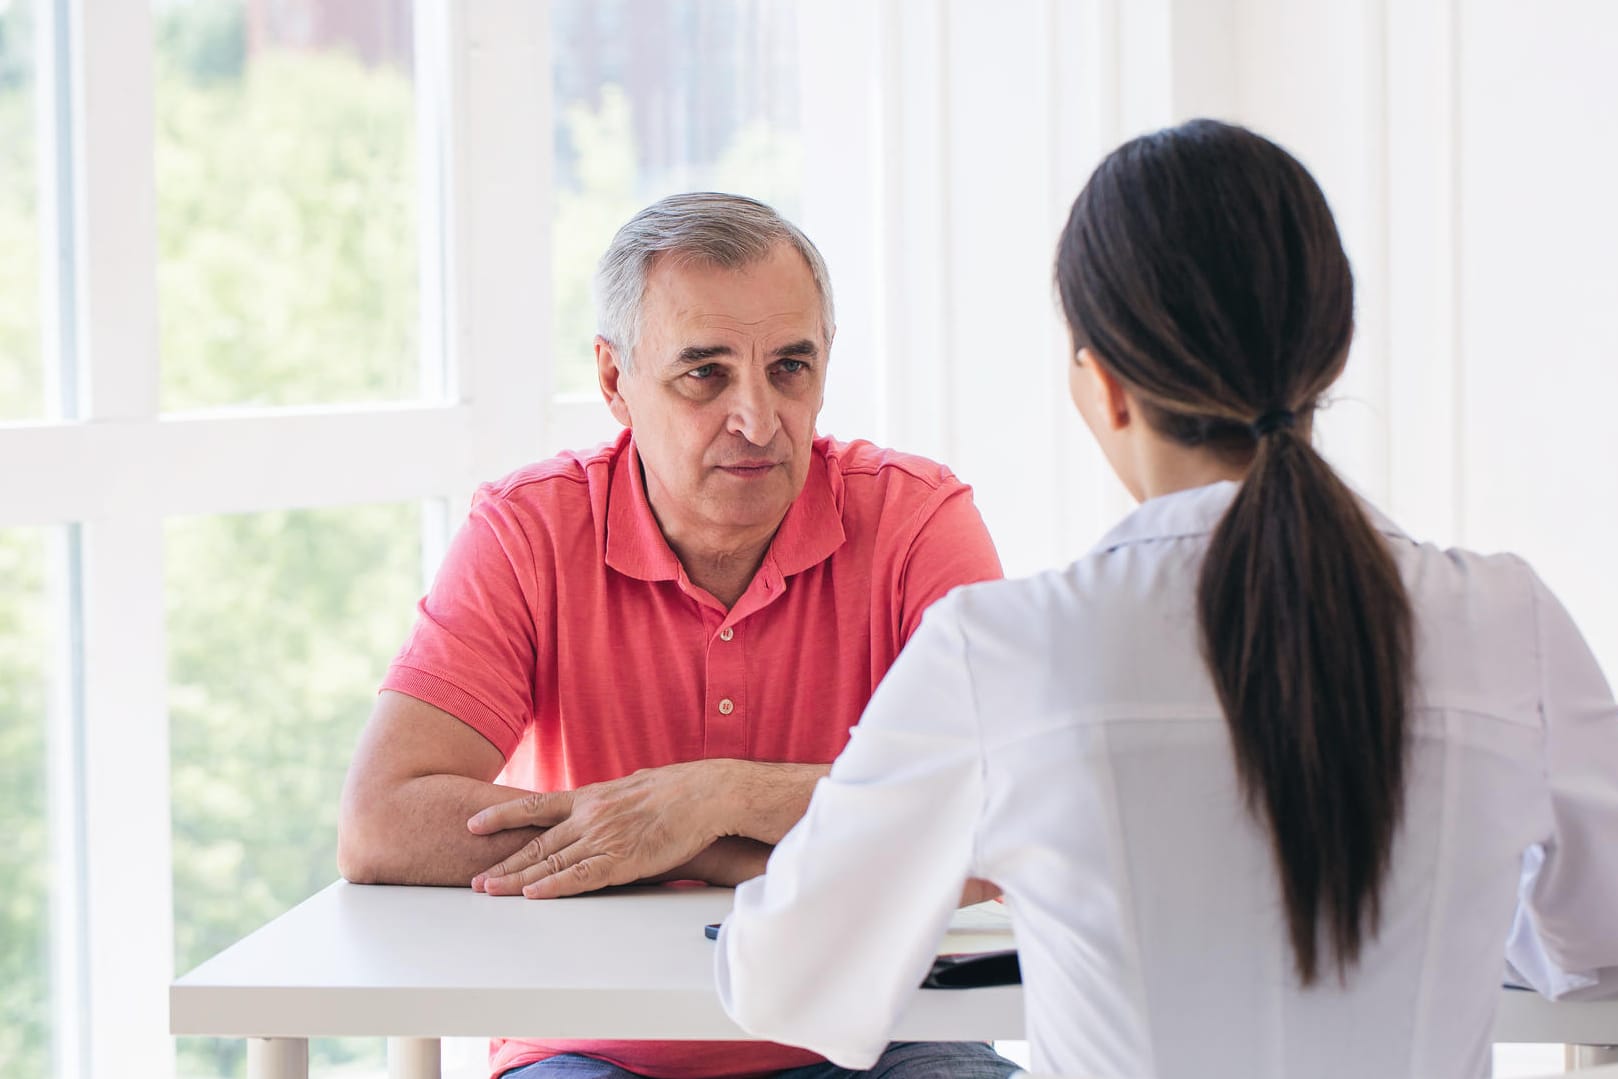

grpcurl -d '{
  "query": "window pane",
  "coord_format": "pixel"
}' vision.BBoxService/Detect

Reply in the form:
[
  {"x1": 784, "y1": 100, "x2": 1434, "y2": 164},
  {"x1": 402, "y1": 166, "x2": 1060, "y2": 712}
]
[
  {"x1": 168, "y1": 502, "x2": 423, "y2": 1078},
  {"x1": 0, "y1": 527, "x2": 55, "y2": 1076},
  {"x1": 155, "y1": 0, "x2": 421, "y2": 412},
  {"x1": 0, "y1": 0, "x2": 43, "y2": 421},
  {"x1": 550, "y1": 0, "x2": 804, "y2": 395}
]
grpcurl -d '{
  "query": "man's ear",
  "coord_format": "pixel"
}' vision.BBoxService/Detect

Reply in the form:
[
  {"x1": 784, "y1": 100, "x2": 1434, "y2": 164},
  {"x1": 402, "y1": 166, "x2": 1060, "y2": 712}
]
[
  {"x1": 1078, "y1": 347, "x2": 1132, "y2": 432},
  {"x1": 596, "y1": 336, "x2": 633, "y2": 428}
]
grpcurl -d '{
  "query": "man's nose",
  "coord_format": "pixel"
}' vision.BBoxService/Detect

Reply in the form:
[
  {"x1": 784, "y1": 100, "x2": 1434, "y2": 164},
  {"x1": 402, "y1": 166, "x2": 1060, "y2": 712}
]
[{"x1": 726, "y1": 375, "x2": 781, "y2": 448}]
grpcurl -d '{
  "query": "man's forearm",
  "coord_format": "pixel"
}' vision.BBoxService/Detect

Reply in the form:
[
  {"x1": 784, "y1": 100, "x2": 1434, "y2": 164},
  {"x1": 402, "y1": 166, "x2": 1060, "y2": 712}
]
[
  {"x1": 717, "y1": 760, "x2": 831, "y2": 845},
  {"x1": 338, "y1": 772, "x2": 544, "y2": 887}
]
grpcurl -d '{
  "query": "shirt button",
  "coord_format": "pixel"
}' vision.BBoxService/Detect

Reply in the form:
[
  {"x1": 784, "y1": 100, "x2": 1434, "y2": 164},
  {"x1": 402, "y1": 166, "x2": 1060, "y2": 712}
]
[
  {"x1": 719, "y1": 627, "x2": 734, "y2": 642},
  {"x1": 718, "y1": 698, "x2": 735, "y2": 715}
]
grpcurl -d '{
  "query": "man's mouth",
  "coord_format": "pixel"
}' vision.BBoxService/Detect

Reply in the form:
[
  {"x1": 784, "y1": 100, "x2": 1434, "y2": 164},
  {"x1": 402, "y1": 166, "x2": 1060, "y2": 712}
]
[{"x1": 716, "y1": 461, "x2": 779, "y2": 477}]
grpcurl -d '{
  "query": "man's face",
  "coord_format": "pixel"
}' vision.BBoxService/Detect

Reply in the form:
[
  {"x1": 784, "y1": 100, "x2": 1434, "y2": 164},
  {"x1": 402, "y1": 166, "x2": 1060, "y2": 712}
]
[{"x1": 597, "y1": 242, "x2": 828, "y2": 546}]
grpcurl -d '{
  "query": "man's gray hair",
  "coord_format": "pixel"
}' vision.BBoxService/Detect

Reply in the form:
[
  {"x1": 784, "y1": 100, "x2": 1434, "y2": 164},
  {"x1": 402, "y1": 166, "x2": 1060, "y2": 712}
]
[{"x1": 594, "y1": 192, "x2": 836, "y2": 370}]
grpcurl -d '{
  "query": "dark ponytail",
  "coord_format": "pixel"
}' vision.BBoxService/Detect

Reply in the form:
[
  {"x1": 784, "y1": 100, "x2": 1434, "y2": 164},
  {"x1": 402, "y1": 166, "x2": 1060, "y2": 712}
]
[{"x1": 1056, "y1": 119, "x2": 1413, "y2": 985}]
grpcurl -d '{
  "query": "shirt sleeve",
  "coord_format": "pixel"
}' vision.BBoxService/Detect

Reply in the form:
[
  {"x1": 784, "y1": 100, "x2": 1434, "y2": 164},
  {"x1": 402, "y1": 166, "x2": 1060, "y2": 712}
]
[
  {"x1": 897, "y1": 481, "x2": 1003, "y2": 644},
  {"x1": 379, "y1": 489, "x2": 543, "y2": 758},
  {"x1": 715, "y1": 590, "x2": 987, "y2": 1067},
  {"x1": 1504, "y1": 563, "x2": 1618, "y2": 1000}
]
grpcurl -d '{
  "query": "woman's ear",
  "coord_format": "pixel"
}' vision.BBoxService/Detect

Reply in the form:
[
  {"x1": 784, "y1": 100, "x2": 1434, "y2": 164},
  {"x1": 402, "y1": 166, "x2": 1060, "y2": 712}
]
[{"x1": 1076, "y1": 348, "x2": 1133, "y2": 432}]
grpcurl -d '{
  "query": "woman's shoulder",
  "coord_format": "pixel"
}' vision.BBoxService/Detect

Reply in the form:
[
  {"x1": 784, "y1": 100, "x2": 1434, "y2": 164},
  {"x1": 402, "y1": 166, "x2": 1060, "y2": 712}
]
[
  {"x1": 1346, "y1": 520, "x2": 1559, "y2": 720},
  {"x1": 944, "y1": 558, "x2": 1120, "y2": 629},
  {"x1": 937, "y1": 554, "x2": 1197, "y2": 683},
  {"x1": 1392, "y1": 533, "x2": 1543, "y2": 634}
]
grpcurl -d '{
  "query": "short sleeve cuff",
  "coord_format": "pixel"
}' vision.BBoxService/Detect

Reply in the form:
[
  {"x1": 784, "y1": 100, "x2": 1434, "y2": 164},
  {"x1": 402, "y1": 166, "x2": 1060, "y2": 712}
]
[{"x1": 379, "y1": 664, "x2": 523, "y2": 759}]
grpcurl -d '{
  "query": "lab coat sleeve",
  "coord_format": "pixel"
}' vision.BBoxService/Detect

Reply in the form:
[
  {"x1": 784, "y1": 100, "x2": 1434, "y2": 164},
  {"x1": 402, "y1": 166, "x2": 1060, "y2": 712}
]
[
  {"x1": 1505, "y1": 564, "x2": 1618, "y2": 1000},
  {"x1": 715, "y1": 590, "x2": 987, "y2": 1067}
]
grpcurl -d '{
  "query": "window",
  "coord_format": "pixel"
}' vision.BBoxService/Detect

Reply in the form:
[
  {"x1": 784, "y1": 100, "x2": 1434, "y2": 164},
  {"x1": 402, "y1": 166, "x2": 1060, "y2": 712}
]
[
  {"x1": 0, "y1": 527, "x2": 59, "y2": 1077},
  {"x1": 549, "y1": 0, "x2": 803, "y2": 397},
  {"x1": 0, "y1": 0, "x2": 43, "y2": 420},
  {"x1": 168, "y1": 502, "x2": 425, "y2": 1077},
  {"x1": 154, "y1": 0, "x2": 421, "y2": 411}
]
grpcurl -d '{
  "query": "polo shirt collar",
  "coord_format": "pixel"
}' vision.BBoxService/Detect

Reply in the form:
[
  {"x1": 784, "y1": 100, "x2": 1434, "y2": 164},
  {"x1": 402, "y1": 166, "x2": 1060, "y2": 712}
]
[
  {"x1": 1088, "y1": 479, "x2": 1410, "y2": 556},
  {"x1": 762, "y1": 446, "x2": 846, "y2": 578},
  {"x1": 605, "y1": 435, "x2": 847, "y2": 584},
  {"x1": 605, "y1": 435, "x2": 684, "y2": 583}
]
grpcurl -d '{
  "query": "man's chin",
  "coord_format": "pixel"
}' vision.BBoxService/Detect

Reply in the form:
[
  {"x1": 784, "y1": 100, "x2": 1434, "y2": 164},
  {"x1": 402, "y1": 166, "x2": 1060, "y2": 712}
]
[{"x1": 702, "y1": 482, "x2": 800, "y2": 527}]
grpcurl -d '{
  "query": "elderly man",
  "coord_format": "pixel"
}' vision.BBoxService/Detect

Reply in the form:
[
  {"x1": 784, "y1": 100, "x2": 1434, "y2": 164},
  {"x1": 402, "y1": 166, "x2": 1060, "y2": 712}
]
[{"x1": 337, "y1": 193, "x2": 1013, "y2": 1079}]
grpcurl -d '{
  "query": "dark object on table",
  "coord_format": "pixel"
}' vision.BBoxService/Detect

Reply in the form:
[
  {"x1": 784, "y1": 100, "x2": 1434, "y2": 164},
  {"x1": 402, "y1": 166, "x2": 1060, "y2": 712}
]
[{"x1": 922, "y1": 949, "x2": 1021, "y2": 989}]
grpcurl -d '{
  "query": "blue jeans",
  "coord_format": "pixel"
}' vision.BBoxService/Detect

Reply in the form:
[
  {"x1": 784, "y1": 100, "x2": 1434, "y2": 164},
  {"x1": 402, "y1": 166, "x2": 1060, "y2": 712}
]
[{"x1": 503, "y1": 1042, "x2": 1019, "y2": 1078}]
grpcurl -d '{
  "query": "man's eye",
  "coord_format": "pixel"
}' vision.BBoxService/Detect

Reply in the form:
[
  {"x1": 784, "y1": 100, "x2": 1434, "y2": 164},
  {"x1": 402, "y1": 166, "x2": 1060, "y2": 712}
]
[
  {"x1": 776, "y1": 359, "x2": 808, "y2": 375},
  {"x1": 686, "y1": 364, "x2": 718, "y2": 380}
]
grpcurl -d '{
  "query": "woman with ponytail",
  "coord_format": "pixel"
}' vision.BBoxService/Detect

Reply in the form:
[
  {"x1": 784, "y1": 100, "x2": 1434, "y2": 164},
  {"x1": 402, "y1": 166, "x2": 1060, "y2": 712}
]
[{"x1": 716, "y1": 120, "x2": 1618, "y2": 1078}]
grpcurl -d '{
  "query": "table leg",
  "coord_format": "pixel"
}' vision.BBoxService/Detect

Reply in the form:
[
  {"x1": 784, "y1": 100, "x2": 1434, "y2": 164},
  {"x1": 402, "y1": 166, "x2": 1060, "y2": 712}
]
[
  {"x1": 247, "y1": 1037, "x2": 308, "y2": 1079},
  {"x1": 389, "y1": 1036, "x2": 442, "y2": 1079},
  {"x1": 1567, "y1": 1044, "x2": 1618, "y2": 1068}
]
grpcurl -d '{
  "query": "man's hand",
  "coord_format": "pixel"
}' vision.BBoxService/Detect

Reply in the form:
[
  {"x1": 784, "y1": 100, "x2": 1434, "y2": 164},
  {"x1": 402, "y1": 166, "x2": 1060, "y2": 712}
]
[
  {"x1": 960, "y1": 878, "x2": 1003, "y2": 906},
  {"x1": 468, "y1": 760, "x2": 728, "y2": 899},
  {"x1": 650, "y1": 836, "x2": 774, "y2": 888}
]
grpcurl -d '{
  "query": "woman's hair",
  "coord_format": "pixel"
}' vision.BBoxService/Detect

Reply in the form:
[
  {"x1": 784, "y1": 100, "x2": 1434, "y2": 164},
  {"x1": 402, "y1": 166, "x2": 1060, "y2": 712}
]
[{"x1": 1054, "y1": 119, "x2": 1413, "y2": 986}]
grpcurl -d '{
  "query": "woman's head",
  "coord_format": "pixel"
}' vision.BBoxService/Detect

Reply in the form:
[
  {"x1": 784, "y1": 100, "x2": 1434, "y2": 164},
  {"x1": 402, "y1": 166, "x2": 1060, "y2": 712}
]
[
  {"x1": 1056, "y1": 119, "x2": 1353, "y2": 472},
  {"x1": 1055, "y1": 120, "x2": 1413, "y2": 987}
]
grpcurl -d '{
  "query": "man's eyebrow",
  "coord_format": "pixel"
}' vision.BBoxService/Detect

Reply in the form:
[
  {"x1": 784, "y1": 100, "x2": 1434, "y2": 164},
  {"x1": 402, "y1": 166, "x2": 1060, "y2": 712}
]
[
  {"x1": 674, "y1": 345, "x2": 736, "y2": 364},
  {"x1": 772, "y1": 339, "x2": 819, "y2": 359}
]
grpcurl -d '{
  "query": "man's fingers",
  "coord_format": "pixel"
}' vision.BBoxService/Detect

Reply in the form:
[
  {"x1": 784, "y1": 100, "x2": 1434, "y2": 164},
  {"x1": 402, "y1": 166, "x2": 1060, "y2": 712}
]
[
  {"x1": 472, "y1": 835, "x2": 546, "y2": 892},
  {"x1": 516, "y1": 843, "x2": 591, "y2": 898},
  {"x1": 523, "y1": 855, "x2": 625, "y2": 900},
  {"x1": 487, "y1": 839, "x2": 584, "y2": 895},
  {"x1": 474, "y1": 822, "x2": 579, "y2": 893},
  {"x1": 468, "y1": 789, "x2": 575, "y2": 834}
]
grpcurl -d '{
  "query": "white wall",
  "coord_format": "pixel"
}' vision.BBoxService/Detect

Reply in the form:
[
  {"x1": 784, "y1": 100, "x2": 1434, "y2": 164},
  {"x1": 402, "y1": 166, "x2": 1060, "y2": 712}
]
[
  {"x1": 1209, "y1": 0, "x2": 1618, "y2": 678},
  {"x1": 1455, "y1": 1, "x2": 1618, "y2": 676}
]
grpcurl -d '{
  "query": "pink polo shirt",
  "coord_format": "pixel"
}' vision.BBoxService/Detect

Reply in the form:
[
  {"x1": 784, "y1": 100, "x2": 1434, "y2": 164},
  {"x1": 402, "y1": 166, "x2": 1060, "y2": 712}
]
[{"x1": 381, "y1": 427, "x2": 1002, "y2": 1079}]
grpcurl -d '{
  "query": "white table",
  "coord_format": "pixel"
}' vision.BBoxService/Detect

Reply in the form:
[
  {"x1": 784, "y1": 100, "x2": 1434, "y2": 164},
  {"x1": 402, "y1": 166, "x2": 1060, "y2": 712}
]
[
  {"x1": 171, "y1": 882, "x2": 1618, "y2": 1079},
  {"x1": 170, "y1": 882, "x2": 1022, "y2": 1078}
]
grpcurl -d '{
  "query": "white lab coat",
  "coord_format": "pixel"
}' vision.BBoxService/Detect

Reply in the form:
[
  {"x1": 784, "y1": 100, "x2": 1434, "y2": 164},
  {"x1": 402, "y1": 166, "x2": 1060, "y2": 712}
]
[{"x1": 716, "y1": 481, "x2": 1618, "y2": 1079}]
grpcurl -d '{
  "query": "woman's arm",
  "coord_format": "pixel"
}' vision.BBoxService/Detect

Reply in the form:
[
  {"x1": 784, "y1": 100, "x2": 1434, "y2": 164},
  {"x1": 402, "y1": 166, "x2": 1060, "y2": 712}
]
[
  {"x1": 715, "y1": 593, "x2": 988, "y2": 1068},
  {"x1": 1506, "y1": 565, "x2": 1618, "y2": 998}
]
